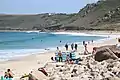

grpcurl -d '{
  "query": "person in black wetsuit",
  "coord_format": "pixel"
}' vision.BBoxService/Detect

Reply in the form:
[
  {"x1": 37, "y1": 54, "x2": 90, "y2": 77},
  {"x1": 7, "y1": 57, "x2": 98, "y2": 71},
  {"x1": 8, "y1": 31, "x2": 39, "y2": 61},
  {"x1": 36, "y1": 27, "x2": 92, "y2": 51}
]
[
  {"x1": 71, "y1": 43, "x2": 74, "y2": 50},
  {"x1": 70, "y1": 53, "x2": 72, "y2": 59},
  {"x1": 60, "y1": 40, "x2": 62, "y2": 43},
  {"x1": 83, "y1": 41, "x2": 85, "y2": 45},
  {"x1": 65, "y1": 43, "x2": 68, "y2": 50},
  {"x1": 75, "y1": 44, "x2": 78, "y2": 51}
]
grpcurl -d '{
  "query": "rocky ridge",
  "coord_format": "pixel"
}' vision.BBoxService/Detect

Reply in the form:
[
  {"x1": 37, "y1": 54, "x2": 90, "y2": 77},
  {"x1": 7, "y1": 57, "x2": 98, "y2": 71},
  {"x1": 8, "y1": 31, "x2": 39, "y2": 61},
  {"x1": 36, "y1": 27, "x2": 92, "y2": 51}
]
[{"x1": 45, "y1": 56, "x2": 120, "y2": 80}]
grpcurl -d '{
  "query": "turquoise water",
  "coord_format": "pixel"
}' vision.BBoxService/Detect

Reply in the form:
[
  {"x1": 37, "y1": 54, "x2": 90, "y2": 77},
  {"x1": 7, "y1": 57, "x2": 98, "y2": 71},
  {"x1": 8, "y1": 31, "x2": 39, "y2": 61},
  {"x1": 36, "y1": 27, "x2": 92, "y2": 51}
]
[{"x1": 0, "y1": 32, "x2": 105, "y2": 60}]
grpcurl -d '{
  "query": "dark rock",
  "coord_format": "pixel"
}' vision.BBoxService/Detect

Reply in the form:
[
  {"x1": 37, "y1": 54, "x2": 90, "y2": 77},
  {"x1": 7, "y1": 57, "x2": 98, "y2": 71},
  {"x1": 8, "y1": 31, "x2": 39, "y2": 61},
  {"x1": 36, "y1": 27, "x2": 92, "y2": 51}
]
[{"x1": 94, "y1": 45, "x2": 119, "y2": 62}]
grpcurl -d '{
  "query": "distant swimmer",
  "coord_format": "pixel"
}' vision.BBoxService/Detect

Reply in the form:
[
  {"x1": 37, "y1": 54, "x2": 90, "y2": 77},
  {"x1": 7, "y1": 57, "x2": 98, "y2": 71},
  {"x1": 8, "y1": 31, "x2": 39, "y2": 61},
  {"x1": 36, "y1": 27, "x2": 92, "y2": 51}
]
[
  {"x1": 60, "y1": 40, "x2": 62, "y2": 43},
  {"x1": 92, "y1": 40, "x2": 93, "y2": 43},
  {"x1": 57, "y1": 47, "x2": 59, "y2": 50},
  {"x1": 45, "y1": 48, "x2": 50, "y2": 50}
]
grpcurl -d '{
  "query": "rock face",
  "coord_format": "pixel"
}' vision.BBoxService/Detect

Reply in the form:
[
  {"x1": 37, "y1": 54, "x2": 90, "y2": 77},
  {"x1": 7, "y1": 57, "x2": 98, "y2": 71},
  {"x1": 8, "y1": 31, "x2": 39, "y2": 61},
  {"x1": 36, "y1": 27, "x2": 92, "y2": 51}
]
[
  {"x1": 33, "y1": 45, "x2": 120, "y2": 80},
  {"x1": 94, "y1": 45, "x2": 120, "y2": 62},
  {"x1": 43, "y1": 56, "x2": 120, "y2": 80}
]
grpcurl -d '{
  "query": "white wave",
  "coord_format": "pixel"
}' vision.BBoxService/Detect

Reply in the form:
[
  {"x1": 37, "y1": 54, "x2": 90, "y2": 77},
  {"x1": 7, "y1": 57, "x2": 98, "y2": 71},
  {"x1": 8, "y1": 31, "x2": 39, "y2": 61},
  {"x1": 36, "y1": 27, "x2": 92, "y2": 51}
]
[
  {"x1": 51, "y1": 32, "x2": 120, "y2": 37},
  {"x1": 26, "y1": 31, "x2": 40, "y2": 33},
  {"x1": 0, "y1": 49, "x2": 48, "y2": 61}
]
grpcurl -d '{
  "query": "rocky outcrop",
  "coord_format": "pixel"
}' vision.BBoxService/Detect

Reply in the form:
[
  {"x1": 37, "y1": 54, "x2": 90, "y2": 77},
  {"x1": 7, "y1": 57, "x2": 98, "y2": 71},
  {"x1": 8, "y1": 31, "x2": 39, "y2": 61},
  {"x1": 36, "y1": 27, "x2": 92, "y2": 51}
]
[
  {"x1": 42, "y1": 56, "x2": 120, "y2": 80},
  {"x1": 94, "y1": 45, "x2": 120, "y2": 62}
]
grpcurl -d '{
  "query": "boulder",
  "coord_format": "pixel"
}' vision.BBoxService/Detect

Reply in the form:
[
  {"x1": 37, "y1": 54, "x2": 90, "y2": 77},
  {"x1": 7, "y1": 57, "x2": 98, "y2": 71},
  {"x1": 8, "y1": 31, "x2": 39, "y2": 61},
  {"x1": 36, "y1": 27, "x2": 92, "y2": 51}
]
[
  {"x1": 94, "y1": 45, "x2": 119, "y2": 62},
  {"x1": 101, "y1": 77, "x2": 120, "y2": 80}
]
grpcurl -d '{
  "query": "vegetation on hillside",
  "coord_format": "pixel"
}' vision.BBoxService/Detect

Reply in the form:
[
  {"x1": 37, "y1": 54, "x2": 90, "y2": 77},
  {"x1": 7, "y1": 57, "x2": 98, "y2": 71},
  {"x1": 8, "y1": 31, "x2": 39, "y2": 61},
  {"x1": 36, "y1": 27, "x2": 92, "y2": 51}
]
[{"x1": 0, "y1": 0, "x2": 120, "y2": 31}]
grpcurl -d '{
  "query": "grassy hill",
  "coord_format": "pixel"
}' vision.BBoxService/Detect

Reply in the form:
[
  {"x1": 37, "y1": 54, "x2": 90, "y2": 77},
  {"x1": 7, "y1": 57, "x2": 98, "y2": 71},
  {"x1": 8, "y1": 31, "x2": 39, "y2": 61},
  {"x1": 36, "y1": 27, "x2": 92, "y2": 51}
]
[
  {"x1": 0, "y1": 0, "x2": 120, "y2": 31},
  {"x1": 64, "y1": 0, "x2": 120, "y2": 30},
  {"x1": 0, "y1": 13, "x2": 78, "y2": 30}
]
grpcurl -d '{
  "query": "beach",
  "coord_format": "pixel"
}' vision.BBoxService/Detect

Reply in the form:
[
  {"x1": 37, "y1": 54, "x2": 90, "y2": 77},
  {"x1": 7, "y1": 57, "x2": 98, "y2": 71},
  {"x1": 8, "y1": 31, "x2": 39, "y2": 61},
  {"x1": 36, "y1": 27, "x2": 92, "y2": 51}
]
[{"x1": 0, "y1": 31, "x2": 120, "y2": 79}]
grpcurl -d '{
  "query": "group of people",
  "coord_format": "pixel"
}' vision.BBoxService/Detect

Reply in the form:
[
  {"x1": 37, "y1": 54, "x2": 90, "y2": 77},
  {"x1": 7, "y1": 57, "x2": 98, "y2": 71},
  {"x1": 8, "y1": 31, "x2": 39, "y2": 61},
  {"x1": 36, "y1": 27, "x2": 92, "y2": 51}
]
[
  {"x1": 57, "y1": 51, "x2": 75, "y2": 64},
  {"x1": 3, "y1": 69, "x2": 14, "y2": 80},
  {"x1": 65, "y1": 43, "x2": 78, "y2": 51},
  {"x1": 54, "y1": 41, "x2": 92, "y2": 63},
  {"x1": 83, "y1": 40, "x2": 93, "y2": 45}
]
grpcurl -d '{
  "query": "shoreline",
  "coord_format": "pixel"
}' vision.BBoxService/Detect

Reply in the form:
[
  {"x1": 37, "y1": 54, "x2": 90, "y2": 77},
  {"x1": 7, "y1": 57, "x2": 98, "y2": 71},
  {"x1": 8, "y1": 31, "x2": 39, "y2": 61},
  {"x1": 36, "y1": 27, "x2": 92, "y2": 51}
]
[
  {"x1": 0, "y1": 31, "x2": 110, "y2": 61},
  {"x1": 0, "y1": 31, "x2": 119, "y2": 79},
  {"x1": 0, "y1": 30, "x2": 120, "y2": 33},
  {"x1": 1, "y1": 30, "x2": 120, "y2": 37}
]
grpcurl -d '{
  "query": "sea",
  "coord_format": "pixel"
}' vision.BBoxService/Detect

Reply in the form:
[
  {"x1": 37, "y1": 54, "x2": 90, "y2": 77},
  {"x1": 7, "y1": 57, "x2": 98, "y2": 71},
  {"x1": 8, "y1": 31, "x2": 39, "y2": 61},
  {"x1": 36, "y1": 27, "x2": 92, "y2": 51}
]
[{"x1": 0, "y1": 31, "x2": 107, "y2": 61}]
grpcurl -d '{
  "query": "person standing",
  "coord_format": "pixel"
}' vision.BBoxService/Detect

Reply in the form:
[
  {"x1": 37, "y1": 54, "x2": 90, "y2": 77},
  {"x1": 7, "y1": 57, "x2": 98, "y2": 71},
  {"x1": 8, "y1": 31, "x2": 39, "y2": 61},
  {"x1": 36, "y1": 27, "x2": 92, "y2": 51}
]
[
  {"x1": 71, "y1": 43, "x2": 74, "y2": 50},
  {"x1": 65, "y1": 44, "x2": 68, "y2": 50},
  {"x1": 84, "y1": 44, "x2": 89, "y2": 55},
  {"x1": 75, "y1": 44, "x2": 78, "y2": 50},
  {"x1": 58, "y1": 51, "x2": 62, "y2": 62},
  {"x1": 83, "y1": 41, "x2": 85, "y2": 45},
  {"x1": 70, "y1": 53, "x2": 72, "y2": 59}
]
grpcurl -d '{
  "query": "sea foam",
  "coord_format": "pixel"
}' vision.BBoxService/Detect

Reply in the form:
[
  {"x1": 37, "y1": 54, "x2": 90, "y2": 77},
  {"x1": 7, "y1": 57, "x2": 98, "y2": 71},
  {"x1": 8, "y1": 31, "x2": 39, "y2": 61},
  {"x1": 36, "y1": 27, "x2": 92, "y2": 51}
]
[{"x1": 0, "y1": 49, "x2": 48, "y2": 61}]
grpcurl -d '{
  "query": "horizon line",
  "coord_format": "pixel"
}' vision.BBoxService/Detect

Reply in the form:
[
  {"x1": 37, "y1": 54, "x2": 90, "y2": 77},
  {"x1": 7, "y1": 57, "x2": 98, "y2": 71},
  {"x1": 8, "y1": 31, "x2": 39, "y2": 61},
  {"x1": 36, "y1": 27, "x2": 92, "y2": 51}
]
[{"x1": 0, "y1": 12, "x2": 78, "y2": 15}]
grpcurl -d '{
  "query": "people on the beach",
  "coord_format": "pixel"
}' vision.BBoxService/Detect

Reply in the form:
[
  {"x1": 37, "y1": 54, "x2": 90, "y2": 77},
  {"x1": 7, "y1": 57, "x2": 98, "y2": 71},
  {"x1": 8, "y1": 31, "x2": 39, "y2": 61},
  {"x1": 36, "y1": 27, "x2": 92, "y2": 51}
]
[
  {"x1": 88, "y1": 41, "x2": 90, "y2": 44},
  {"x1": 92, "y1": 47, "x2": 97, "y2": 56},
  {"x1": 71, "y1": 43, "x2": 74, "y2": 50},
  {"x1": 65, "y1": 44, "x2": 68, "y2": 50},
  {"x1": 38, "y1": 68, "x2": 48, "y2": 76},
  {"x1": 58, "y1": 51, "x2": 62, "y2": 62},
  {"x1": 4, "y1": 72, "x2": 8, "y2": 79},
  {"x1": 51, "y1": 57, "x2": 54, "y2": 61},
  {"x1": 4, "y1": 69, "x2": 14, "y2": 80},
  {"x1": 83, "y1": 41, "x2": 85, "y2": 45},
  {"x1": 69, "y1": 59, "x2": 74, "y2": 64},
  {"x1": 84, "y1": 44, "x2": 89, "y2": 55},
  {"x1": 118, "y1": 38, "x2": 120, "y2": 43},
  {"x1": 75, "y1": 44, "x2": 78, "y2": 50},
  {"x1": 66, "y1": 55, "x2": 70, "y2": 63},
  {"x1": 92, "y1": 47, "x2": 96, "y2": 53},
  {"x1": 7, "y1": 69, "x2": 13, "y2": 78},
  {"x1": 70, "y1": 53, "x2": 72, "y2": 59}
]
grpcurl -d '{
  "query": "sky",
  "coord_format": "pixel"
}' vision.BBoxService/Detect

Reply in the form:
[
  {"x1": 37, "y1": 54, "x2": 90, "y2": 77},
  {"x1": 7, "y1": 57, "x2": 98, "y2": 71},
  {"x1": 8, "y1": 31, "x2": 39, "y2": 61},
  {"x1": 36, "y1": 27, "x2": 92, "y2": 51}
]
[{"x1": 0, "y1": 0, "x2": 98, "y2": 14}]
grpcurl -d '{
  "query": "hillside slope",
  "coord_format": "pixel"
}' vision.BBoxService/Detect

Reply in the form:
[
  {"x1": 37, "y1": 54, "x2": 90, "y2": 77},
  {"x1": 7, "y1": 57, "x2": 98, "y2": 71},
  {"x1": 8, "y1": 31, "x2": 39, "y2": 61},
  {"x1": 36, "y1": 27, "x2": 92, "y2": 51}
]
[
  {"x1": 64, "y1": 0, "x2": 120, "y2": 30},
  {"x1": 0, "y1": 0, "x2": 120, "y2": 31},
  {"x1": 0, "y1": 13, "x2": 78, "y2": 30}
]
